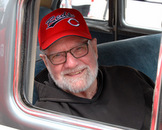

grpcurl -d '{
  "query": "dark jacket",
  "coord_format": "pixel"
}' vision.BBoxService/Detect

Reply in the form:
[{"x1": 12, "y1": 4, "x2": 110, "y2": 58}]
[{"x1": 35, "y1": 66, "x2": 154, "y2": 129}]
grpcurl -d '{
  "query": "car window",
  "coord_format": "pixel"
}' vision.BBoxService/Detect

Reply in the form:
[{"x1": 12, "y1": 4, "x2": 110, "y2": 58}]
[
  {"x1": 60, "y1": 0, "x2": 109, "y2": 21},
  {"x1": 124, "y1": 0, "x2": 162, "y2": 31}
]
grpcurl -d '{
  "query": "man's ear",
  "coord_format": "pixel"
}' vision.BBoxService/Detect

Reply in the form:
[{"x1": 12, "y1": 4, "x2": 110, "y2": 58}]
[
  {"x1": 91, "y1": 38, "x2": 98, "y2": 59},
  {"x1": 40, "y1": 54, "x2": 49, "y2": 69}
]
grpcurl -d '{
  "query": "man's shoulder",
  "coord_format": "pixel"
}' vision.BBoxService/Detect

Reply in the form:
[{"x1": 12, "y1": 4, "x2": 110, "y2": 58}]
[
  {"x1": 99, "y1": 65, "x2": 142, "y2": 78},
  {"x1": 99, "y1": 65, "x2": 138, "y2": 72},
  {"x1": 99, "y1": 65, "x2": 152, "y2": 80},
  {"x1": 99, "y1": 65, "x2": 154, "y2": 89}
]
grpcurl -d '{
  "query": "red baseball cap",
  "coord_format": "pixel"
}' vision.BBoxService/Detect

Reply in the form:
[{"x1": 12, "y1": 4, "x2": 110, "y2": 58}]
[{"x1": 38, "y1": 8, "x2": 92, "y2": 50}]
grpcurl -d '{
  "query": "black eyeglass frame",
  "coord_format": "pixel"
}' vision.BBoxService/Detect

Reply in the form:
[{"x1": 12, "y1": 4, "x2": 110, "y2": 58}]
[{"x1": 45, "y1": 42, "x2": 90, "y2": 65}]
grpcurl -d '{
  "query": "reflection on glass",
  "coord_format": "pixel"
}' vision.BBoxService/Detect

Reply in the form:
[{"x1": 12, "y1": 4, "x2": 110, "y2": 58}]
[{"x1": 0, "y1": 0, "x2": 9, "y2": 24}]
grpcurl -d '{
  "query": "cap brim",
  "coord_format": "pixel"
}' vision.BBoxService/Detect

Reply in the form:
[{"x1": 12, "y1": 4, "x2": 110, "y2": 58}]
[{"x1": 41, "y1": 31, "x2": 92, "y2": 50}]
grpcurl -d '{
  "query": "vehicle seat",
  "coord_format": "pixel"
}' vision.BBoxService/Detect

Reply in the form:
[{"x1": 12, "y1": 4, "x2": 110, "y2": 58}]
[{"x1": 98, "y1": 34, "x2": 161, "y2": 82}]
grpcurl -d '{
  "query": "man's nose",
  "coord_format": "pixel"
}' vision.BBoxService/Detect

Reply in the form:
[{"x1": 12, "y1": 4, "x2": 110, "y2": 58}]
[{"x1": 64, "y1": 52, "x2": 79, "y2": 68}]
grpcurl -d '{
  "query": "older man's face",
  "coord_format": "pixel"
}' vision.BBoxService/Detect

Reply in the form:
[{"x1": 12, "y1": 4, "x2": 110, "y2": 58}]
[{"x1": 41, "y1": 36, "x2": 98, "y2": 93}]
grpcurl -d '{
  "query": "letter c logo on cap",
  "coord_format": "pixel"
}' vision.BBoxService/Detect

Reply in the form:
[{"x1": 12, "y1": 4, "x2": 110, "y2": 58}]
[{"x1": 68, "y1": 18, "x2": 80, "y2": 27}]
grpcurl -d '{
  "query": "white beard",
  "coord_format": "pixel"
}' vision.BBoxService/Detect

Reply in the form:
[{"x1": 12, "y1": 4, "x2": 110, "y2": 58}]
[{"x1": 49, "y1": 62, "x2": 98, "y2": 93}]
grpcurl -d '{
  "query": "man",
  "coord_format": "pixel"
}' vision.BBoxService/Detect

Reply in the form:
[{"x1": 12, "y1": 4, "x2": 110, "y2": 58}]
[{"x1": 35, "y1": 8, "x2": 154, "y2": 129}]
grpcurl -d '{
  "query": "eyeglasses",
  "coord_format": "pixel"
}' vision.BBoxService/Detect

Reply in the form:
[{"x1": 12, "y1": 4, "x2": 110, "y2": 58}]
[{"x1": 45, "y1": 42, "x2": 89, "y2": 65}]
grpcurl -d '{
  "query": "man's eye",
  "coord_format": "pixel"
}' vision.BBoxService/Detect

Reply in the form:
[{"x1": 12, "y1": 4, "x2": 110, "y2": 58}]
[
  {"x1": 49, "y1": 53, "x2": 62, "y2": 61},
  {"x1": 52, "y1": 53, "x2": 65, "y2": 60},
  {"x1": 54, "y1": 53, "x2": 62, "y2": 57},
  {"x1": 76, "y1": 46, "x2": 86, "y2": 51}
]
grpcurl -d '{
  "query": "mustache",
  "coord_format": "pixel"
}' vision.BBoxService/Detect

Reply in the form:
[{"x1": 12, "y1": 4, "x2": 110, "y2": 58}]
[{"x1": 61, "y1": 65, "x2": 88, "y2": 75}]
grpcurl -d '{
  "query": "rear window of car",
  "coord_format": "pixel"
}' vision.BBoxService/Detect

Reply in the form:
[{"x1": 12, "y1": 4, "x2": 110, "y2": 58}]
[
  {"x1": 124, "y1": 0, "x2": 162, "y2": 31},
  {"x1": 60, "y1": 0, "x2": 109, "y2": 21}
]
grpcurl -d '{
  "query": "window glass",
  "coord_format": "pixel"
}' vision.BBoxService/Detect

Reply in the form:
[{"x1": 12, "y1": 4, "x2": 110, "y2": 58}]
[
  {"x1": 124, "y1": 0, "x2": 162, "y2": 30},
  {"x1": 60, "y1": 0, "x2": 109, "y2": 20}
]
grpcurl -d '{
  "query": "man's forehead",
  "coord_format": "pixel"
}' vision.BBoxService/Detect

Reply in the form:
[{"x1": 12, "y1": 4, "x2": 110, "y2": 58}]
[
  {"x1": 57, "y1": 36, "x2": 88, "y2": 43},
  {"x1": 45, "y1": 36, "x2": 88, "y2": 52}
]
